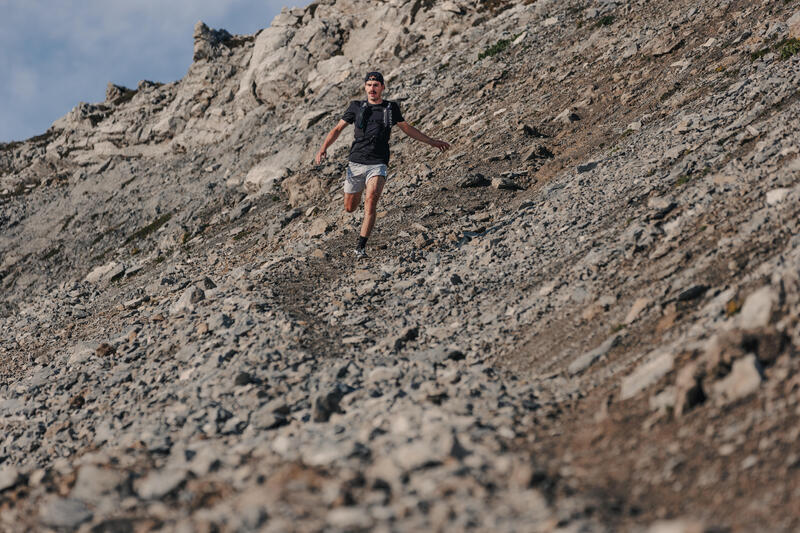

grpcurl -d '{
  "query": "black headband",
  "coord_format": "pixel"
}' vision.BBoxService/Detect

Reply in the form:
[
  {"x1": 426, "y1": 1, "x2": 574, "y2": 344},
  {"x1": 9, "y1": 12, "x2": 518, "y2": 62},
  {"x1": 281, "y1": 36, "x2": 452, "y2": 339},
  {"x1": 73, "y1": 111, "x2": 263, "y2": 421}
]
[{"x1": 364, "y1": 71, "x2": 384, "y2": 84}]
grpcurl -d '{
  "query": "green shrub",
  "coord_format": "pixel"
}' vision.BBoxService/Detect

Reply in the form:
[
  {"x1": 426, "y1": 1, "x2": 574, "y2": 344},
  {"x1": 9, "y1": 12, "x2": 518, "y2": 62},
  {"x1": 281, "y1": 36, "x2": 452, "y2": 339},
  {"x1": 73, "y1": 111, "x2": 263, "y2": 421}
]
[
  {"x1": 750, "y1": 38, "x2": 800, "y2": 61},
  {"x1": 778, "y1": 38, "x2": 800, "y2": 60},
  {"x1": 596, "y1": 15, "x2": 614, "y2": 27},
  {"x1": 479, "y1": 38, "x2": 512, "y2": 60}
]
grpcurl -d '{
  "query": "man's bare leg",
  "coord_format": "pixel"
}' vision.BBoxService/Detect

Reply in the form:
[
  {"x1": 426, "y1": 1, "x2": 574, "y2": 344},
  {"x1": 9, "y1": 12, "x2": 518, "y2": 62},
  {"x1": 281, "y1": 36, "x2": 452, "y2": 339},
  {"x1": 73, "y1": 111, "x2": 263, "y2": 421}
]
[
  {"x1": 344, "y1": 191, "x2": 362, "y2": 213},
  {"x1": 360, "y1": 176, "x2": 385, "y2": 238}
]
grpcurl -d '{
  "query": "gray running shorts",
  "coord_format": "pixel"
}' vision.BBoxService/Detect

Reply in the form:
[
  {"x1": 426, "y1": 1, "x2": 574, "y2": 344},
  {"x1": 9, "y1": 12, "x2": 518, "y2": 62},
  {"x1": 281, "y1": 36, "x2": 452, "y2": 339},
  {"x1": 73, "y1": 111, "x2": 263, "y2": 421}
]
[{"x1": 344, "y1": 162, "x2": 387, "y2": 194}]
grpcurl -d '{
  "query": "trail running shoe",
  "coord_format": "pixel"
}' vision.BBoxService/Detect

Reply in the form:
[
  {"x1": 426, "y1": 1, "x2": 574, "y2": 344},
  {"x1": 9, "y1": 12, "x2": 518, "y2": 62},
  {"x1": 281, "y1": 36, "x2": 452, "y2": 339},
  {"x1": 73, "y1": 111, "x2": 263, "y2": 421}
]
[{"x1": 354, "y1": 248, "x2": 367, "y2": 258}]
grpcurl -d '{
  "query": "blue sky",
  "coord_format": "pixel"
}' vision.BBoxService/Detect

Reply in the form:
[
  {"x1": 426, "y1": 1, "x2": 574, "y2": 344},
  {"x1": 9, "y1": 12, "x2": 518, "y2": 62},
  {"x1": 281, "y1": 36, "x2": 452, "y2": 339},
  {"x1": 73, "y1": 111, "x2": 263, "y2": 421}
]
[{"x1": 0, "y1": 0, "x2": 300, "y2": 143}]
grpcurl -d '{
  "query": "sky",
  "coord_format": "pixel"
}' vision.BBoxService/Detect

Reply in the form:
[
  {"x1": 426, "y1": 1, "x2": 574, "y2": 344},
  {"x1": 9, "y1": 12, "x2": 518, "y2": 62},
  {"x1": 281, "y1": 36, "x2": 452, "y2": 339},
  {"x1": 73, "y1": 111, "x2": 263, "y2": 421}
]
[{"x1": 0, "y1": 0, "x2": 302, "y2": 143}]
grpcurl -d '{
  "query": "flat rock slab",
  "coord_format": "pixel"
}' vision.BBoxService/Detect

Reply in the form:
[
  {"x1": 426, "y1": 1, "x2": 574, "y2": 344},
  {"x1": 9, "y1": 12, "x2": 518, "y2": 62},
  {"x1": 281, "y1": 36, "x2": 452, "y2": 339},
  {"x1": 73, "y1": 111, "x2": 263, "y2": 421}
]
[
  {"x1": 39, "y1": 498, "x2": 93, "y2": 529},
  {"x1": 0, "y1": 466, "x2": 20, "y2": 492},
  {"x1": 134, "y1": 468, "x2": 187, "y2": 500},
  {"x1": 569, "y1": 333, "x2": 621, "y2": 376},
  {"x1": 620, "y1": 352, "x2": 674, "y2": 400}
]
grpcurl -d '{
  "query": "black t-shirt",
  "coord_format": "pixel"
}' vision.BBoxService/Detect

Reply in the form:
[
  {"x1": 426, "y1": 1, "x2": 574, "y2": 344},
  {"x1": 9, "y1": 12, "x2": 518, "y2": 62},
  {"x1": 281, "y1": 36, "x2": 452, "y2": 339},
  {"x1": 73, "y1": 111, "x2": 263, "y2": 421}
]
[{"x1": 342, "y1": 100, "x2": 404, "y2": 165}]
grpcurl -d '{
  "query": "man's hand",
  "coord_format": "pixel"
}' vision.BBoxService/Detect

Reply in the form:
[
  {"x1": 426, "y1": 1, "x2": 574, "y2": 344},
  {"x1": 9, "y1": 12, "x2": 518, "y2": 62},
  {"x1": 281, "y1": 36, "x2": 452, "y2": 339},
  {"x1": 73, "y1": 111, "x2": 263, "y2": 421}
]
[
  {"x1": 315, "y1": 120, "x2": 349, "y2": 165},
  {"x1": 397, "y1": 122, "x2": 451, "y2": 154},
  {"x1": 429, "y1": 139, "x2": 450, "y2": 153}
]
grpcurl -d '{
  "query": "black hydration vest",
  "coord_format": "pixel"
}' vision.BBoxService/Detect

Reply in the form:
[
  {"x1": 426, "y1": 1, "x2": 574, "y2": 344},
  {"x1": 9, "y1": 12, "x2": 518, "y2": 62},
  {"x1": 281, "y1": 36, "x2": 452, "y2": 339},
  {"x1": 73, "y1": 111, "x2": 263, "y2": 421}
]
[{"x1": 355, "y1": 100, "x2": 393, "y2": 141}]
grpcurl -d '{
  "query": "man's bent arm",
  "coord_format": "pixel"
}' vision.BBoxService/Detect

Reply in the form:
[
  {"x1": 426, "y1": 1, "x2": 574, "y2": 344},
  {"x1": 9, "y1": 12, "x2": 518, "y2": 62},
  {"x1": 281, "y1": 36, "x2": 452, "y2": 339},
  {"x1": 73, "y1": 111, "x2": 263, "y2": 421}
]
[
  {"x1": 397, "y1": 121, "x2": 450, "y2": 152},
  {"x1": 316, "y1": 119, "x2": 350, "y2": 164}
]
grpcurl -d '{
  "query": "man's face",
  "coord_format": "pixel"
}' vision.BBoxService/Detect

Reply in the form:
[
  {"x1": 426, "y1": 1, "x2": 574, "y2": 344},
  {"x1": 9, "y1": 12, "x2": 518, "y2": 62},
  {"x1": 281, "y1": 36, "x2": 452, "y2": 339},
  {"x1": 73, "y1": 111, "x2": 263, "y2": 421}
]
[{"x1": 365, "y1": 80, "x2": 384, "y2": 101}]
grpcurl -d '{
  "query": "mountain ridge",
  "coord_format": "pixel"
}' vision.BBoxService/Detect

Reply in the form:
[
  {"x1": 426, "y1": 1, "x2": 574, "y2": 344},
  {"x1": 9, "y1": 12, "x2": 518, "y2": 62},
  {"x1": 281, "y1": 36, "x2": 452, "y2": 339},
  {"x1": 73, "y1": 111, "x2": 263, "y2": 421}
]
[{"x1": 1, "y1": 0, "x2": 800, "y2": 530}]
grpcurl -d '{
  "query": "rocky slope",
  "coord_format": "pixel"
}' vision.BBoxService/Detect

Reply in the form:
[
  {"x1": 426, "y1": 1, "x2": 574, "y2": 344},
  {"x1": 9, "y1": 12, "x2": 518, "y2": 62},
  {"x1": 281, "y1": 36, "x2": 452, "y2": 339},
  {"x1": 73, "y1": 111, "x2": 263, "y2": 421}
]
[{"x1": 1, "y1": 0, "x2": 800, "y2": 531}]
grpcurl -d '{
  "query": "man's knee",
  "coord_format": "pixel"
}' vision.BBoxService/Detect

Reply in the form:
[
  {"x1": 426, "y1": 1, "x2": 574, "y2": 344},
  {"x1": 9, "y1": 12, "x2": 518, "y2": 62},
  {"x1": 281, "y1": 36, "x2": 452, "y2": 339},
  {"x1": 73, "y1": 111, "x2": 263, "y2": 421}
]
[{"x1": 364, "y1": 194, "x2": 379, "y2": 213}]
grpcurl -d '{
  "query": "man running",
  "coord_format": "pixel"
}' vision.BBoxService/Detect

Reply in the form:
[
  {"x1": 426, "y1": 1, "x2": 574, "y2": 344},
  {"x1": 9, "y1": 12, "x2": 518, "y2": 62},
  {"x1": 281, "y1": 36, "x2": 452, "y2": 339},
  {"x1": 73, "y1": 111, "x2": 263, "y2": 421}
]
[{"x1": 315, "y1": 71, "x2": 450, "y2": 257}]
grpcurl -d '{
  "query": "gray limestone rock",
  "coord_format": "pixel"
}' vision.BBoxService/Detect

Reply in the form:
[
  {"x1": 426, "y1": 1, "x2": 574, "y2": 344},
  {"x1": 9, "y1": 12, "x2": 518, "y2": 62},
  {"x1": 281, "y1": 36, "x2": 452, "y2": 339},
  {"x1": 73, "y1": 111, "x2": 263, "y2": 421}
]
[
  {"x1": 0, "y1": 466, "x2": 20, "y2": 492},
  {"x1": 737, "y1": 286, "x2": 778, "y2": 329},
  {"x1": 620, "y1": 352, "x2": 674, "y2": 400},
  {"x1": 134, "y1": 468, "x2": 188, "y2": 500},
  {"x1": 711, "y1": 354, "x2": 763, "y2": 405},
  {"x1": 569, "y1": 334, "x2": 621, "y2": 376},
  {"x1": 71, "y1": 465, "x2": 127, "y2": 503},
  {"x1": 39, "y1": 498, "x2": 93, "y2": 529},
  {"x1": 193, "y1": 21, "x2": 233, "y2": 61},
  {"x1": 171, "y1": 286, "x2": 205, "y2": 315}
]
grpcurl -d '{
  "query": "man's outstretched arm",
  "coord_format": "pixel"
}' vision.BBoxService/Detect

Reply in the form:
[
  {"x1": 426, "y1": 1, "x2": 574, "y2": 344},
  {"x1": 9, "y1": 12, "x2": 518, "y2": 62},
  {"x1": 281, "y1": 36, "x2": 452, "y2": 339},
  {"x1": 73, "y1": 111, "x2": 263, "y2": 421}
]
[
  {"x1": 315, "y1": 119, "x2": 350, "y2": 164},
  {"x1": 397, "y1": 121, "x2": 451, "y2": 152}
]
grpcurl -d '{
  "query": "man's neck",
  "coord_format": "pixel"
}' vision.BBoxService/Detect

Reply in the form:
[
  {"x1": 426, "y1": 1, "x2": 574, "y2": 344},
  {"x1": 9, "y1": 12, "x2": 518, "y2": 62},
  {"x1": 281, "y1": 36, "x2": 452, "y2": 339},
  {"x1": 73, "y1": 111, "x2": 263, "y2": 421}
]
[{"x1": 367, "y1": 97, "x2": 383, "y2": 105}]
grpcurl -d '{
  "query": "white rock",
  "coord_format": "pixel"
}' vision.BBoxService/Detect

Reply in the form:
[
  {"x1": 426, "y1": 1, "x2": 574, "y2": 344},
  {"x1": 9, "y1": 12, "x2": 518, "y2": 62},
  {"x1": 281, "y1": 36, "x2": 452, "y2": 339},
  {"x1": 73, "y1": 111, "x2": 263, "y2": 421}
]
[
  {"x1": 306, "y1": 55, "x2": 353, "y2": 94},
  {"x1": 625, "y1": 297, "x2": 651, "y2": 325},
  {"x1": 327, "y1": 507, "x2": 373, "y2": 530},
  {"x1": 308, "y1": 217, "x2": 330, "y2": 237},
  {"x1": 647, "y1": 519, "x2": 705, "y2": 533},
  {"x1": 368, "y1": 366, "x2": 403, "y2": 382},
  {"x1": 440, "y1": 1, "x2": 463, "y2": 14},
  {"x1": 243, "y1": 153, "x2": 295, "y2": 194},
  {"x1": 788, "y1": 11, "x2": 800, "y2": 39},
  {"x1": 134, "y1": 468, "x2": 188, "y2": 500},
  {"x1": 711, "y1": 354, "x2": 763, "y2": 405},
  {"x1": 620, "y1": 352, "x2": 674, "y2": 400},
  {"x1": 0, "y1": 466, "x2": 20, "y2": 492},
  {"x1": 71, "y1": 465, "x2": 125, "y2": 503},
  {"x1": 171, "y1": 286, "x2": 205, "y2": 315},
  {"x1": 39, "y1": 498, "x2": 93, "y2": 529},
  {"x1": 85, "y1": 261, "x2": 120, "y2": 284},
  {"x1": 568, "y1": 333, "x2": 620, "y2": 375},
  {"x1": 737, "y1": 286, "x2": 778, "y2": 329},
  {"x1": 765, "y1": 188, "x2": 790, "y2": 205}
]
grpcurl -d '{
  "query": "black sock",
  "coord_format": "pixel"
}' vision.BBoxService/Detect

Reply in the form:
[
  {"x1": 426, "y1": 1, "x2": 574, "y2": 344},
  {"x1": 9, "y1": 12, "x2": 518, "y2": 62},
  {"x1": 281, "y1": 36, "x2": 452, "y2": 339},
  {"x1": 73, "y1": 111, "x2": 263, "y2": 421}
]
[{"x1": 357, "y1": 236, "x2": 368, "y2": 250}]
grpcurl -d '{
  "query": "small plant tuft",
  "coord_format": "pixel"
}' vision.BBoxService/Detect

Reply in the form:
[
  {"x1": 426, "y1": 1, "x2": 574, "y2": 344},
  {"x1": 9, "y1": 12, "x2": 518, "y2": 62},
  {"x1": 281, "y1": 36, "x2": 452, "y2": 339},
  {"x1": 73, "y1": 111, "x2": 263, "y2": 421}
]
[
  {"x1": 750, "y1": 47, "x2": 770, "y2": 61},
  {"x1": 778, "y1": 38, "x2": 800, "y2": 60},
  {"x1": 125, "y1": 213, "x2": 172, "y2": 245},
  {"x1": 479, "y1": 34, "x2": 521, "y2": 60},
  {"x1": 596, "y1": 15, "x2": 614, "y2": 27}
]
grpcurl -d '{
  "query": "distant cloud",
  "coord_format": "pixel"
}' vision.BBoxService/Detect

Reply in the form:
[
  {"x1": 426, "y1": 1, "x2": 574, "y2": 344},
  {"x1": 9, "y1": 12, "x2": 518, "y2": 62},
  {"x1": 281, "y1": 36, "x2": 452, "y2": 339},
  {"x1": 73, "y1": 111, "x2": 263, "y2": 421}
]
[{"x1": 0, "y1": 0, "x2": 299, "y2": 143}]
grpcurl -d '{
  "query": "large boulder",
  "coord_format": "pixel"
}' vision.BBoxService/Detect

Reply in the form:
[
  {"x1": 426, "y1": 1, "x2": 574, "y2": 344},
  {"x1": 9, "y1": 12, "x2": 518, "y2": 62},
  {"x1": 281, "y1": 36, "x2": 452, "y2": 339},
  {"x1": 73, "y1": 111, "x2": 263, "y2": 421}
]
[
  {"x1": 282, "y1": 172, "x2": 328, "y2": 208},
  {"x1": 244, "y1": 152, "x2": 298, "y2": 194}
]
